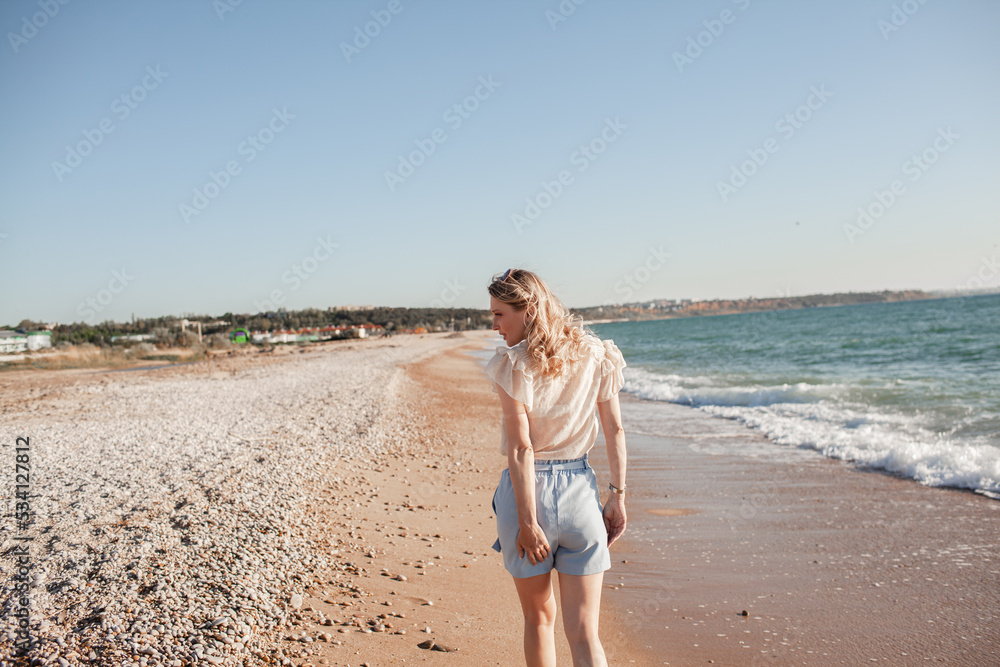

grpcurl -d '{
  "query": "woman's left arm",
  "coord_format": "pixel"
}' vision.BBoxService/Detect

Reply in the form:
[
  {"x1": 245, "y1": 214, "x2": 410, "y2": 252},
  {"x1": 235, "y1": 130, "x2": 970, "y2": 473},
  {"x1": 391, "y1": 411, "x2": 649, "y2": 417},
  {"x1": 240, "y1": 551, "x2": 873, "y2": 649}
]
[{"x1": 597, "y1": 394, "x2": 627, "y2": 547}]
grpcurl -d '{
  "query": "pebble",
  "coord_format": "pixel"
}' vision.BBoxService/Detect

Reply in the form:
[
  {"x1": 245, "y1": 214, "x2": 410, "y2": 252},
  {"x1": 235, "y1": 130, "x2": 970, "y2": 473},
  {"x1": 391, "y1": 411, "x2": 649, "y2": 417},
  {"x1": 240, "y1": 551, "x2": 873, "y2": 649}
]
[
  {"x1": 418, "y1": 639, "x2": 458, "y2": 652},
  {"x1": 0, "y1": 337, "x2": 460, "y2": 665}
]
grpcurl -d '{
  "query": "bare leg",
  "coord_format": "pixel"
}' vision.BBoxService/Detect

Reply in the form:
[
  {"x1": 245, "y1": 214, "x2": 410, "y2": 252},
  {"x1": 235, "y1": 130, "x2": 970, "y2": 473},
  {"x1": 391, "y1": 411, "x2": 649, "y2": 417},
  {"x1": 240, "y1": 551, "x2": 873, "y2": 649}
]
[
  {"x1": 513, "y1": 572, "x2": 558, "y2": 667},
  {"x1": 557, "y1": 571, "x2": 607, "y2": 666}
]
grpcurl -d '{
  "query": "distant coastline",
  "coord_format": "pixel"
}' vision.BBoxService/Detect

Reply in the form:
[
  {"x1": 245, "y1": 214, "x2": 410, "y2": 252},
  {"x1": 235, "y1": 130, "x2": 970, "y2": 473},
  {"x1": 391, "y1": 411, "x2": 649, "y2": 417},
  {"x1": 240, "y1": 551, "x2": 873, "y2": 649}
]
[{"x1": 576, "y1": 288, "x2": 951, "y2": 324}]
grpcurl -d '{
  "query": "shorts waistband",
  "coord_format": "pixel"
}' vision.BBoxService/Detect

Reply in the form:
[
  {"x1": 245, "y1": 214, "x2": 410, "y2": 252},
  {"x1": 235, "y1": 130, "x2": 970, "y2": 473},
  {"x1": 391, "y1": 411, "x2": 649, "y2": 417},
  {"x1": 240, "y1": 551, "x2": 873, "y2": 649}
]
[{"x1": 532, "y1": 455, "x2": 589, "y2": 471}]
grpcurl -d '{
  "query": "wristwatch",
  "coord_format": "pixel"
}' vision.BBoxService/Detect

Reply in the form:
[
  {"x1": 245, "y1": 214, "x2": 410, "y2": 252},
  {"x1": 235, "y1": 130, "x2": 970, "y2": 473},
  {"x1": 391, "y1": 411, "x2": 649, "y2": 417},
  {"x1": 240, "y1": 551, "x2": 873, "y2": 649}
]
[{"x1": 608, "y1": 483, "x2": 626, "y2": 495}]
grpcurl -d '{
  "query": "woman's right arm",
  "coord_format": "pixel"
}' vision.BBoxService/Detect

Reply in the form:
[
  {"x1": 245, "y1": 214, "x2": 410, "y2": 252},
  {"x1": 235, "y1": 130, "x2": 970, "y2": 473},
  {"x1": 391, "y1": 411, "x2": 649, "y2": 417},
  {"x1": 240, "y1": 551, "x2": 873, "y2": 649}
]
[
  {"x1": 498, "y1": 386, "x2": 550, "y2": 564},
  {"x1": 597, "y1": 394, "x2": 628, "y2": 546}
]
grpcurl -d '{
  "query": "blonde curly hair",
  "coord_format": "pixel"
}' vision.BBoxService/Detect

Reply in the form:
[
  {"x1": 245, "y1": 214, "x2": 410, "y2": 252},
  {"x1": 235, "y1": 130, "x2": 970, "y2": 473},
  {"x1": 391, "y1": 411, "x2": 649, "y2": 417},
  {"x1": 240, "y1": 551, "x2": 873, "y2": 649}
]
[{"x1": 488, "y1": 268, "x2": 591, "y2": 378}]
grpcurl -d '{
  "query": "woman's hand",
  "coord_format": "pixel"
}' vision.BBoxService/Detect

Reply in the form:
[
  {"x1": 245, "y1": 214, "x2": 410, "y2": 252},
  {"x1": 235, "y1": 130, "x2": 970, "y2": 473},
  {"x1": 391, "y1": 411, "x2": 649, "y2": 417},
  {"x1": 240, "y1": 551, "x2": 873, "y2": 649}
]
[
  {"x1": 516, "y1": 522, "x2": 551, "y2": 565},
  {"x1": 603, "y1": 494, "x2": 627, "y2": 547}
]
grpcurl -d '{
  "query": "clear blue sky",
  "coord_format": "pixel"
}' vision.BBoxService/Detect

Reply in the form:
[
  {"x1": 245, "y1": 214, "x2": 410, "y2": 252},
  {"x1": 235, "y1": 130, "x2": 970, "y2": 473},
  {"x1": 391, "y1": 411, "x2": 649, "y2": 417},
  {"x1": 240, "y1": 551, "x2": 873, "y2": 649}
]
[{"x1": 1, "y1": 0, "x2": 998, "y2": 325}]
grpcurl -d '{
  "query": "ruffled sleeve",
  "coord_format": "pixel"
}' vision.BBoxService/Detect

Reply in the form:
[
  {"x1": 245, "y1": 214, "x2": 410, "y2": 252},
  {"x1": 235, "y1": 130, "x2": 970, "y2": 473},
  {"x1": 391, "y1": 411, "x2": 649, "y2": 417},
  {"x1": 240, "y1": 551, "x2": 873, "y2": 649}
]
[
  {"x1": 483, "y1": 343, "x2": 535, "y2": 411},
  {"x1": 597, "y1": 339, "x2": 627, "y2": 402}
]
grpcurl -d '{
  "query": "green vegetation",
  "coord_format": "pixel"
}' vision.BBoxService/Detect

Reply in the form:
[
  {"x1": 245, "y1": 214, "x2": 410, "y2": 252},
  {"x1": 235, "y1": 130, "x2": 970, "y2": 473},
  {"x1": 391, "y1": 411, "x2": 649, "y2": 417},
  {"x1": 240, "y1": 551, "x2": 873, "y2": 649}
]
[
  {"x1": 6, "y1": 307, "x2": 491, "y2": 349},
  {"x1": 4, "y1": 290, "x2": 938, "y2": 352}
]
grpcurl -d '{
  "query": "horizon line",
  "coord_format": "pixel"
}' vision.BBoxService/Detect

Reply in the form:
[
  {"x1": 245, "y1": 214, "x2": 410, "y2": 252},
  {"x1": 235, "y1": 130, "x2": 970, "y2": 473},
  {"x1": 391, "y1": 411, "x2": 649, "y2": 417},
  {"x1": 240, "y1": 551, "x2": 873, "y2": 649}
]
[{"x1": 6, "y1": 287, "x2": 998, "y2": 330}]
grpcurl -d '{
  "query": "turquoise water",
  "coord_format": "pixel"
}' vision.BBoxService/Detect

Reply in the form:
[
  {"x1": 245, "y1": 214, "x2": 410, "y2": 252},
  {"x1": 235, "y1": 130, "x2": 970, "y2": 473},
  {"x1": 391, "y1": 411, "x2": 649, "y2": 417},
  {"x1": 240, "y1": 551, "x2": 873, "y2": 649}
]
[{"x1": 590, "y1": 293, "x2": 1000, "y2": 497}]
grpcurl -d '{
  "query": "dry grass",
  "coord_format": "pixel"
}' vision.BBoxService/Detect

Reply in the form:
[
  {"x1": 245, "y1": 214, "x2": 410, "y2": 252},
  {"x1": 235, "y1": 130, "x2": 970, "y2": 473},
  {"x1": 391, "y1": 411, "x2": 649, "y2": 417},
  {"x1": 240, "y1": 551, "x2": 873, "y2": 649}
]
[{"x1": 0, "y1": 343, "x2": 206, "y2": 372}]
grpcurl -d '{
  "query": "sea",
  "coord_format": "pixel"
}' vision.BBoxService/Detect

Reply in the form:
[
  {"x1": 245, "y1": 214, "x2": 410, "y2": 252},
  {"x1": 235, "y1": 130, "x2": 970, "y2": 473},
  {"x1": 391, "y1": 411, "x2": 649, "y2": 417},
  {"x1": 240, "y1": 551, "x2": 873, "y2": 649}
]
[{"x1": 586, "y1": 293, "x2": 1000, "y2": 499}]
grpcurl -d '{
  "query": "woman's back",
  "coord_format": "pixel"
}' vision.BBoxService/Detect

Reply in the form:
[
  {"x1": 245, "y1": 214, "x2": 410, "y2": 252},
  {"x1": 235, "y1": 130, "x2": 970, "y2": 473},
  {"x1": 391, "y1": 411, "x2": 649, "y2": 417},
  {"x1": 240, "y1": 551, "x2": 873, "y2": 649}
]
[{"x1": 484, "y1": 332, "x2": 626, "y2": 459}]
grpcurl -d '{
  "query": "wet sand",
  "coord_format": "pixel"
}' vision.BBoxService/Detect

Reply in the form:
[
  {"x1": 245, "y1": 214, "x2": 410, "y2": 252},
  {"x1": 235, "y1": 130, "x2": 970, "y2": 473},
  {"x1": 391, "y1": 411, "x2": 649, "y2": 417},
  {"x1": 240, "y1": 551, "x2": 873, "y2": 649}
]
[{"x1": 586, "y1": 400, "x2": 1000, "y2": 665}]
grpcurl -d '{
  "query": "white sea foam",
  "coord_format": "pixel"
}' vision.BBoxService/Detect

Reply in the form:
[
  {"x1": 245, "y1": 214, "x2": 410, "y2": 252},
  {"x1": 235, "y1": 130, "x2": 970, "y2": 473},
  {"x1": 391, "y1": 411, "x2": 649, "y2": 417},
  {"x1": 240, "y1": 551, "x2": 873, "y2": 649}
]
[
  {"x1": 625, "y1": 367, "x2": 843, "y2": 407},
  {"x1": 623, "y1": 368, "x2": 1000, "y2": 497}
]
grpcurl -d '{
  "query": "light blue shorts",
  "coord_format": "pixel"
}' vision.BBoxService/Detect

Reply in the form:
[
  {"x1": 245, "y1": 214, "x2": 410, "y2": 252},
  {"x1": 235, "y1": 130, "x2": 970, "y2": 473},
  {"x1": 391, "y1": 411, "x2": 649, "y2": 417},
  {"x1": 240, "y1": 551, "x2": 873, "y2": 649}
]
[{"x1": 491, "y1": 456, "x2": 611, "y2": 578}]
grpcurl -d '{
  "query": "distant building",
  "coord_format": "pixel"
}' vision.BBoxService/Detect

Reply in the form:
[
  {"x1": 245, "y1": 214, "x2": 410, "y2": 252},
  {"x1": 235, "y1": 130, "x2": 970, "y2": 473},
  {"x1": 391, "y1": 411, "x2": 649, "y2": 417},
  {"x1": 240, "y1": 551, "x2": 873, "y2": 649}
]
[
  {"x1": 1, "y1": 330, "x2": 54, "y2": 353},
  {"x1": 110, "y1": 334, "x2": 155, "y2": 344},
  {"x1": 0, "y1": 331, "x2": 27, "y2": 354},
  {"x1": 248, "y1": 324, "x2": 384, "y2": 345},
  {"x1": 27, "y1": 331, "x2": 53, "y2": 351}
]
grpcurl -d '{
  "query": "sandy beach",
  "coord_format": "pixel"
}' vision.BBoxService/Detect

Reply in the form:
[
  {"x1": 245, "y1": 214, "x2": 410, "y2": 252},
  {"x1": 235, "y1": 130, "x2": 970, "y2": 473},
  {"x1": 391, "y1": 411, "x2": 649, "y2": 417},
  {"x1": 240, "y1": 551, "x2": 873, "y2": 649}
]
[{"x1": 2, "y1": 330, "x2": 998, "y2": 666}]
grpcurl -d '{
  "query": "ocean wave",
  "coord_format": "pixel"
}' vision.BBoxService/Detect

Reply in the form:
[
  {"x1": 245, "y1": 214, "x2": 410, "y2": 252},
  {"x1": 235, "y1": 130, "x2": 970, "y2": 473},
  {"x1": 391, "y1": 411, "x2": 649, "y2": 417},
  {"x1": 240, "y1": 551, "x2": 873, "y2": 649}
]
[
  {"x1": 623, "y1": 367, "x2": 1000, "y2": 497},
  {"x1": 625, "y1": 367, "x2": 839, "y2": 408},
  {"x1": 701, "y1": 403, "x2": 1000, "y2": 495}
]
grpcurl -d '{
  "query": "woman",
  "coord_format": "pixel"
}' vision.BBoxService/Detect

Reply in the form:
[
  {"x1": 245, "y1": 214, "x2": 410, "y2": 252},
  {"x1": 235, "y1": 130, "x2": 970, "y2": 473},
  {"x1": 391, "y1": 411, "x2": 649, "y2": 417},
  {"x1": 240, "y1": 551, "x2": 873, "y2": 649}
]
[{"x1": 484, "y1": 268, "x2": 628, "y2": 666}]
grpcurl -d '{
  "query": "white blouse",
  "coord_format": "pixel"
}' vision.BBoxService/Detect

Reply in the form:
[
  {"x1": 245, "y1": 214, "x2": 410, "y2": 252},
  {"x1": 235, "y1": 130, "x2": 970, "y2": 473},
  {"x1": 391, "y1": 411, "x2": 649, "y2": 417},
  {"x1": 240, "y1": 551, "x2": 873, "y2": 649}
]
[{"x1": 483, "y1": 334, "x2": 627, "y2": 460}]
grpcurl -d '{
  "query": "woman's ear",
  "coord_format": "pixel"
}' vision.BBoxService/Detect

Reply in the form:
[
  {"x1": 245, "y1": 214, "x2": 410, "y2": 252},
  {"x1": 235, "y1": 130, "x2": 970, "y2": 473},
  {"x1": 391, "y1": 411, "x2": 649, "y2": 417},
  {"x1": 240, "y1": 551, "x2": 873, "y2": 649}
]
[{"x1": 524, "y1": 305, "x2": 537, "y2": 322}]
